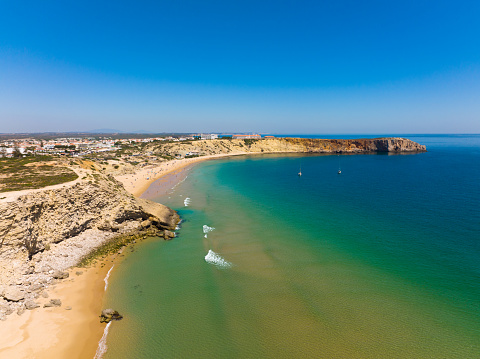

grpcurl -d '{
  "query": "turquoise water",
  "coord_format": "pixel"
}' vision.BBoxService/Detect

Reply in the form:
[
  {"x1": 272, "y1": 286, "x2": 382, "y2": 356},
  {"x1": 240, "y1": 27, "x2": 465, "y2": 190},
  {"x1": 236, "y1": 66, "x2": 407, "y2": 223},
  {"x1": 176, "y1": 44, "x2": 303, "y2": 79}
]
[{"x1": 104, "y1": 135, "x2": 480, "y2": 358}]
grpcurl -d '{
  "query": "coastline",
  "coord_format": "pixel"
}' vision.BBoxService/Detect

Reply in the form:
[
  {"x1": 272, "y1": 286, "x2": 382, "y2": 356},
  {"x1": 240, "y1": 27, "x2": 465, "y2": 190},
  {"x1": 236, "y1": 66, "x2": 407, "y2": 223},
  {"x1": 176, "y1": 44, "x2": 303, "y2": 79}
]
[
  {"x1": 0, "y1": 138, "x2": 427, "y2": 358},
  {"x1": 115, "y1": 152, "x2": 248, "y2": 198},
  {"x1": 0, "y1": 155, "x2": 228, "y2": 358}
]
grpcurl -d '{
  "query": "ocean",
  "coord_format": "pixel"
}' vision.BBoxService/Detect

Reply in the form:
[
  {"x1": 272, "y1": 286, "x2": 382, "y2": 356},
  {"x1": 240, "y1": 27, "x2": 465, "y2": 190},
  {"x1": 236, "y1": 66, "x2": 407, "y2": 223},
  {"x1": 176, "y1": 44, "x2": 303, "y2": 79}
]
[{"x1": 103, "y1": 135, "x2": 480, "y2": 358}]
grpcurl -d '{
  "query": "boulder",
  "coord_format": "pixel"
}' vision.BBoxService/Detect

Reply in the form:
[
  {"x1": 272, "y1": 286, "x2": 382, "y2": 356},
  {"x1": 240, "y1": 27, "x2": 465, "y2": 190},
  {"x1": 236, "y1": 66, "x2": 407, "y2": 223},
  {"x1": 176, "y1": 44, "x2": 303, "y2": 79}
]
[
  {"x1": 50, "y1": 299, "x2": 62, "y2": 307},
  {"x1": 100, "y1": 308, "x2": 123, "y2": 323},
  {"x1": 163, "y1": 230, "x2": 175, "y2": 240},
  {"x1": 141, "y1": 220, "x2": 152, "y2": 228},
  {"x1": 29, "y1": 283, "x2": 44, "y2": 292},
  {"x1": 25, "y1": 301, "x2": 40, "y2": 310},
  {"x1": 44, "y1": 299, "x2": 62, "y2": 308},
  {"x1": 3, "y1": 288, "x2": 25, "y2": 302},
  {"x1": 52, "y1": 271, "x2": 69, "y2": 280}
]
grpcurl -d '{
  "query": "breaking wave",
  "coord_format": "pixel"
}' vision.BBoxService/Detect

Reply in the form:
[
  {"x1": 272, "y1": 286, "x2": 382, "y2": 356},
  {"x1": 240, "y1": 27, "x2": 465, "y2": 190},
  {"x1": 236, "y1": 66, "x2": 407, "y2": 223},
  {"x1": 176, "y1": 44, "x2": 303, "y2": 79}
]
[
  {"x1": 104, "y1": 265, "x2": 114, "y2": 291},
  {"x1": 175, "y1": 219, "x2": 183, "y2": 231},
  {"x1": 205, "y1": 250, "x2": 232, "y2": 268},
  {"x1": 172, "y1": 175, "x2": 188, "y2": 189},
  {"x1": 203, "y1": 225, "x2": 215, "y2": 238},
  {"x1": 94, "y1": 321, "x2": 112, "y2": 359}
]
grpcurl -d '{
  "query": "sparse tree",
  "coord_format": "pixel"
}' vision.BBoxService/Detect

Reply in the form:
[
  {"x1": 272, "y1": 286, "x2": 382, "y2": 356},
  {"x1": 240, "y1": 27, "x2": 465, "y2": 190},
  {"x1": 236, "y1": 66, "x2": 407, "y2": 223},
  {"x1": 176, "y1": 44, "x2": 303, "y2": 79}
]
[
  {"x1": 23, "y1": 221, "x2": 39, "y2": 260},
  {"x1": 13, "y1": 147, "x2": 22, "y2": 158}
]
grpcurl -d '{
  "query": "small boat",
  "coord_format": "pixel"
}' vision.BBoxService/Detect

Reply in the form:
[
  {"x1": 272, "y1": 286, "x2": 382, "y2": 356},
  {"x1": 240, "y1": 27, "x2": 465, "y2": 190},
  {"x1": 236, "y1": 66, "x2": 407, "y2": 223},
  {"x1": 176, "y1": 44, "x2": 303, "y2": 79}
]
[
  {"x1": 298, "y1": 165, "x2": 302, "y2": 176},
  {"x1": 337, "y1": 170, "x2": 341, "y2": 174}
]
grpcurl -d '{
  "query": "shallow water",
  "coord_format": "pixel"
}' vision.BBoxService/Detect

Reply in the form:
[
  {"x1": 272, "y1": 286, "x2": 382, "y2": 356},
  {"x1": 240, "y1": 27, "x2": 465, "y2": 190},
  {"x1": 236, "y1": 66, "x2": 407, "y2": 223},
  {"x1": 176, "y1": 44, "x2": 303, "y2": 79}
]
[{"x1": 104, "y1": 135, "x2": 480, "y2": 358}]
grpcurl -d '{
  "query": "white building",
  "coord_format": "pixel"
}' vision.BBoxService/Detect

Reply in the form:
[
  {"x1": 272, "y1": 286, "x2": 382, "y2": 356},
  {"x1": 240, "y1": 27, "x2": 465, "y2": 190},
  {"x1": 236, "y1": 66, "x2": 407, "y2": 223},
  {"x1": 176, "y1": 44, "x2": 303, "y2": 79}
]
[{"x1": 200, "y1": 134, "x2": 218, "y2": 140}]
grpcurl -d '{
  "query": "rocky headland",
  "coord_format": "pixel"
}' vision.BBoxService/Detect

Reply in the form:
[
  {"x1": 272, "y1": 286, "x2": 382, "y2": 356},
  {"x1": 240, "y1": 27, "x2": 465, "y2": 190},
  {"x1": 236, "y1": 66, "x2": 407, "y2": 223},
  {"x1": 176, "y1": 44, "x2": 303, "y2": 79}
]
[
  {"x1": 153, "y1": 137, "x2": 427, "y2": 157},
  {"x1": 0, "y1": 172, "x2": 179, "y2": 320}
]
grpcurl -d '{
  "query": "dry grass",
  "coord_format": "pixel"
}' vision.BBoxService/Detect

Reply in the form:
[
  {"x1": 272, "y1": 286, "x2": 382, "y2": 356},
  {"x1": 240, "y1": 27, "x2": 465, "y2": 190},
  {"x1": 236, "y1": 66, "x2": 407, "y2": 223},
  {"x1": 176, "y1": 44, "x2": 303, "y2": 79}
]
[{"x1": 0, "y1": 156, "x2": 78, "y2": 192}]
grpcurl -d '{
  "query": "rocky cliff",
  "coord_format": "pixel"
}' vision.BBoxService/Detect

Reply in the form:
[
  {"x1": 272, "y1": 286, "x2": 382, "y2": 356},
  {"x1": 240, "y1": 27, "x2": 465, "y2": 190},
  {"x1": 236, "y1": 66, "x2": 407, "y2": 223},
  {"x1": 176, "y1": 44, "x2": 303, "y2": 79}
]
[
  {"x1": 154, "y1": 137, "x2": 426, "y2": 157},
  {"x1": 0, "y1": 174, "x2": 178, "y2": 260},
  {"x1": 0, "y1": 173, "x2": 179, "y2": 319}
]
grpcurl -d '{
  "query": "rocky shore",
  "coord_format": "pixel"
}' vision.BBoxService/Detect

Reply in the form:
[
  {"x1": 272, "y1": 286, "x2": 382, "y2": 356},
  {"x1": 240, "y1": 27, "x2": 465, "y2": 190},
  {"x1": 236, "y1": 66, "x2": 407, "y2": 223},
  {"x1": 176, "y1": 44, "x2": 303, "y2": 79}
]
[{"x1": 0, "y1": 173, "x2": 179, "y2": 321}]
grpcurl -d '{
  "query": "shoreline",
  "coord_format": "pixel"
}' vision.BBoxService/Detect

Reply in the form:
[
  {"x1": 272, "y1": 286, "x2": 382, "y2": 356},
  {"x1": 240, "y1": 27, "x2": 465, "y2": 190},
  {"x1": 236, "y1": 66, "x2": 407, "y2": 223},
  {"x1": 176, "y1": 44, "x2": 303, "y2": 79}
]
[
  {"x1": 0, "y1": 155, "x2": 230, "y2": 358},
  {"x1": 0, "y1": 258, "x2": 113, "y2": 359},
  {"x1": 114, "y1": 152, "x2": 248, "y2": 198},
  {"x1": 0, "y1": 139, "x2": 428, "y2": 358}
]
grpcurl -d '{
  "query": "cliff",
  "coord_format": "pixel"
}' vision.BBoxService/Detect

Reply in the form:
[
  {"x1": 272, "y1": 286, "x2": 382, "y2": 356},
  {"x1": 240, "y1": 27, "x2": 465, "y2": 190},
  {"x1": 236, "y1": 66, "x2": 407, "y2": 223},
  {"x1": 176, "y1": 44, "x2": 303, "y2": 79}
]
[
  {"x1": 0, "y1": 173, "x2": 179, "y2": 319},
  {"x1": 153, "y1": 137, "x2": 426, "y2": 157}
]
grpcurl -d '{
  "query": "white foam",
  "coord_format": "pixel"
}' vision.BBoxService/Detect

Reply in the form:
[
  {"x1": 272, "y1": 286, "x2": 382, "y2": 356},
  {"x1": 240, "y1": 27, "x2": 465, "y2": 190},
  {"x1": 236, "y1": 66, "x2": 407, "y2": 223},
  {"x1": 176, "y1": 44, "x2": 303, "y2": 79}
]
[
  {"x1": 172, "y1": 175, "x2": 188, "y2": 190},
  {"x1": 205, "y1": 250, "x2": 232, "y2": 268},
  {"x1": 94, "y1": 321, "x2": 112, "y2": 359},
  {"x1": 203, "y1": 225, "x2": 215, "y2": 238},
  {"x1": 184, "y1": 197, "x2": 191, "y2": 206},
  {"x1": 104, "y1": 265, "x2": 114, "y2": 291}
]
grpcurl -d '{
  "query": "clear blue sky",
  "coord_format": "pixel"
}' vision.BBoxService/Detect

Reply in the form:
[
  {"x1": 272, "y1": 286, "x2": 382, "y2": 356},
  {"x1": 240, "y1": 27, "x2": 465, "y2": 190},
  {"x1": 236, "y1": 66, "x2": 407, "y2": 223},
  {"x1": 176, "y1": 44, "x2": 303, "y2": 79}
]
[{"x1": 1, "y1": 0, "x2": 479, "y2": 133}]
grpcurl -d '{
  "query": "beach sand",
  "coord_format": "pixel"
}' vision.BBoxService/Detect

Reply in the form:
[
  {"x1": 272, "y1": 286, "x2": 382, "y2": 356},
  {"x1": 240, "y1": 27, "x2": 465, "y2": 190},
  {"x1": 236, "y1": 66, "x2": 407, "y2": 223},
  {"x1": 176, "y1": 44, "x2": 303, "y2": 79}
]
[
  {"x1": 0, "y1": 261, "x2": 112, "y2": 359},
  {"x1": 115, "y1": 152, "x2": 246, "y2": 198},
  {"x1": 0, "y1": 154, "x2": 247, "y2": 358}
]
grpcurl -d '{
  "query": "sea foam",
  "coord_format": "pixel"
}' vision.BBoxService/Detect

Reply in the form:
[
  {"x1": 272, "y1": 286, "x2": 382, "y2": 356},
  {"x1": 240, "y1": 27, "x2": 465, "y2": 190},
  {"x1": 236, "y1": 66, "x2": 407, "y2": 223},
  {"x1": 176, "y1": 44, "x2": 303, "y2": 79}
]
[
  {"x1": 104, "y1": 265, "x2": 114, "y2": 291},
  {"x1": 205, "y1": 250, "x2": 232, "y2": 268},
  {"x1": 203, "y1": 225, "x2": 215, "y2": 238},
  {"x1": 94, "y1": 321, "x2": 112, "y2": 359}
]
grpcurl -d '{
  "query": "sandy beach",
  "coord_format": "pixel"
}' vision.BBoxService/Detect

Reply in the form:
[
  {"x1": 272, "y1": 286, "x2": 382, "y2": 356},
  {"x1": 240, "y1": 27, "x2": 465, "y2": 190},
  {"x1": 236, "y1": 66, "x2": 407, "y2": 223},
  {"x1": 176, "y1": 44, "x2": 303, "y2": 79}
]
[
  {"x1": 0, "y1": 260, "x2": 112, "y2": 359},
  {"x1": 0, "y1": 154, "x2": 246, "y2": 359},
  {"x1": 115, "y1": 152, "x2": 247, "y2": 198}
]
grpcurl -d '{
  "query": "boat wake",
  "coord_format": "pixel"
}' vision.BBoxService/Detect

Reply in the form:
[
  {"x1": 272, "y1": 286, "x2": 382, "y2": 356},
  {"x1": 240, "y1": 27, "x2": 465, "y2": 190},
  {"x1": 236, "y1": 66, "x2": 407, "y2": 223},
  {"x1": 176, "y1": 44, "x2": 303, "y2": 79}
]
[
  {"x1": 205, "y1": 250, "x2": 232, "y2": 269},
  {"x1": 94, "y1": 321, "x2": 112, "y2": 359},
  {"x1": 203, "y1": 224, "x2": 215, "y2": 238}
]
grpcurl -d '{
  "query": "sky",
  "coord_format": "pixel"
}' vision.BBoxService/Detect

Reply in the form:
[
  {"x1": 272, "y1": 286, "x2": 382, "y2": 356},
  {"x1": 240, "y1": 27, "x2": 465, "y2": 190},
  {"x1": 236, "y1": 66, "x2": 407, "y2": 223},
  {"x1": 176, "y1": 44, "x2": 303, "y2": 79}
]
[{"x1": 0, "y1": 0, "x2": 479, "y2": 134}]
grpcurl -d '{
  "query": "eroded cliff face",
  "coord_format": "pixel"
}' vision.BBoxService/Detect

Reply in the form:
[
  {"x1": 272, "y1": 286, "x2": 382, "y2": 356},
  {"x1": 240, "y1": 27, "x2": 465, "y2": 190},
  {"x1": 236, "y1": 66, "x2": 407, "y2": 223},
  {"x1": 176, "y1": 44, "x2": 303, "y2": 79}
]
[
  {"x1": 0, "y1": 173, "x2": 179, "y2": 319},
  {"x1": 154, "y1": 137, "x2": 426, "y2": 156},
  {"x1": 0, "y1": 174, "x2": 179, "y2": 268}
]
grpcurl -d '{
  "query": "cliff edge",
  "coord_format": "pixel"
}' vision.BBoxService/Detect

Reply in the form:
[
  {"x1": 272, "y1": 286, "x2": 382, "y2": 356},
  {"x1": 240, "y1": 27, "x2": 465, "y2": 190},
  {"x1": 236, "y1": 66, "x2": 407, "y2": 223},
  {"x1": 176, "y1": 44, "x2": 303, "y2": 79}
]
[
  {"x1": 153, "y1": 137, "x2": 426, "y2": 157},
  {"x1": 0, "y1": 173, "x2": 179, "y2": 319}
]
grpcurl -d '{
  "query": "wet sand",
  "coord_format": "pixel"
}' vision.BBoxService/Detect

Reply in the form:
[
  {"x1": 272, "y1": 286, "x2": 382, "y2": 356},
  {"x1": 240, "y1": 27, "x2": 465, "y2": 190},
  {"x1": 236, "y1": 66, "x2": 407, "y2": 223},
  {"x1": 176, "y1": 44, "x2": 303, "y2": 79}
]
[{"x1": 115, "y1": 152, "x2": 247, "y2": 198}]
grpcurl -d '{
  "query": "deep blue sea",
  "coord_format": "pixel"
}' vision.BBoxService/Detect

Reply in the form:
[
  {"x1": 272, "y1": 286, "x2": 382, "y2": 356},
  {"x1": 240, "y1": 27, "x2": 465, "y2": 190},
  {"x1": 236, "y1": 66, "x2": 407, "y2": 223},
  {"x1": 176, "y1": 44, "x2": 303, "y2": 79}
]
[{"x1": 104, "y1": 135, "x2": 480, "y2": 358}]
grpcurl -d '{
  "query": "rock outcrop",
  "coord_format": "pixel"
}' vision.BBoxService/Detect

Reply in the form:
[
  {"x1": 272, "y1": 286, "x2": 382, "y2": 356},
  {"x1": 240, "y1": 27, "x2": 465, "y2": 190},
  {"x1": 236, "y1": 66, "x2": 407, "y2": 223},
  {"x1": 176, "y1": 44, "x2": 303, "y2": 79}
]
[
  {"x1": 0, "y1": 174, "x2": 179, "y2": 262},
  {"x1": 100, "y1": 308, "x2": 123, "y2": 323},
  {"x1": 154, "y1": 137, "x2": 426, "y2": 157},
  {"x1": 0, "y1": 173, "x2": 179, "y2": 319}
]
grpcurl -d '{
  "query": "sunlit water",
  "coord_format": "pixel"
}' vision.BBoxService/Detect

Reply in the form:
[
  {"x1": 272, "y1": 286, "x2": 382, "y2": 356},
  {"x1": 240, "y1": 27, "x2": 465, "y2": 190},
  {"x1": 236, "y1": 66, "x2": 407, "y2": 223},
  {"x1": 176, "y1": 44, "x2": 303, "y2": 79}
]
[{"x1": 104, "y1": 135, "x2": 480, "y2": 358}]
